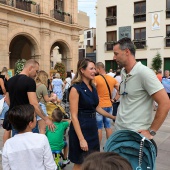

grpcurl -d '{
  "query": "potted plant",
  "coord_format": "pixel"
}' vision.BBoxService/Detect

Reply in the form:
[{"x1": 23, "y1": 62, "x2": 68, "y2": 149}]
[
  {"x1": 62, "y1": 11, "x2": 67, "y2": 15},
  {"x1": 14, "y1": 59, "x2": 26, "y2": 75},
  {"x1": 151, "y1": 52, "x2": 162, "y2": 72},
  {"x1": 31, "y1": 1, "x2": 36, "y2": 5},
  {"x1": 57, "y1": 9, "x2": 62, "y2": 14},
  {"x1": 54, "y1": 62, "x2": 66, "y2": 80},
  {"x1": 25, "y1": 0, "x2": 32, "y2": 3}
]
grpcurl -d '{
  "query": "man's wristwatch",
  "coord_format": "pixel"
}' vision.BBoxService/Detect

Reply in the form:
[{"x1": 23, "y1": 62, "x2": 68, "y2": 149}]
[{"x1": 148, "y1": 128, "x2": 156, "y2": 136}]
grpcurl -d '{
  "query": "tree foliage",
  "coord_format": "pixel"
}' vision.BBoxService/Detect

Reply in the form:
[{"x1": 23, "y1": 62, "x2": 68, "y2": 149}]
[
  {"x1": 14, "y1": 59, "x2": 26, "y2": 75},
  {"x1": 54, "y1": 62, "x2": 66, "y2": 80},
  {"x1": 151, "y1": 52, "x2": 162, "y2": 72}
]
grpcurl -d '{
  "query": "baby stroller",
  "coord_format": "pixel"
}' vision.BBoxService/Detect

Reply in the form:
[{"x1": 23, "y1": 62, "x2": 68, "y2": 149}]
[
  {"x1": 61, "y1": 88, "x2": 70, "y2": 119},
  {"x1": 46, "y1": 102, "x2": 70, "y2": 169},
  {"x1": 104, "y1": 130, "x2": 157, "y2": 170},
  {"x1": 46, "y1": 102, "x2": 69, "y2": 119}
]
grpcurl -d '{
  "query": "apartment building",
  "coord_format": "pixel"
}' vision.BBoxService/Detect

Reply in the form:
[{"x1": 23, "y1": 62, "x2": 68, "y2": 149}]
[
  {"x1": 96, "y1": 0, "x2": 170, "y2": 72},
  {"x1": 78, "y1": 10, "x2": 90, "y2": 31},
  {"x1": 78, "y1": 10, "x2": 90, "y2": 60},
  {"x1": 79, "y1": 28, "x2": 96, "y2": 61},
  {"x1": 0, "y1": 0, "x2": 81, "y2": 73}
]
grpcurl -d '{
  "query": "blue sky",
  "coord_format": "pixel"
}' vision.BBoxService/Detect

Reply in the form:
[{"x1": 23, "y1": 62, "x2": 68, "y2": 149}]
[{"x1": 78, "y1": 0, "x2": 97, "y2": 28}]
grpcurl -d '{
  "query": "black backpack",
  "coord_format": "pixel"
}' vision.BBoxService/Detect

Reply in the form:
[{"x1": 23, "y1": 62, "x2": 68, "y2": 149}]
[{"x1": 62, "y1": 89, "x2": 69, "y2": 103}]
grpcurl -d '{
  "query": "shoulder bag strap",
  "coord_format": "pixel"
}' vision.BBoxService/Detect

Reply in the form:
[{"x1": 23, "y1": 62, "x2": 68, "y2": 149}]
[
  {"x1": 100, "y1": 74, "x2": 112, "y2": 99},
  {"x1": 66, "y1": 80, "x2": 71, "y2": 87}
]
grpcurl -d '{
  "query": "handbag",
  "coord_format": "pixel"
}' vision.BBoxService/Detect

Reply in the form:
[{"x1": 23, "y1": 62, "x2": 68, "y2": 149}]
[
  {"x1": 0, "y1": 97, "x2": 4, "y2": 115},
  {"x1": 2, "y1": 110, "x2": 12, "y2": 130}
]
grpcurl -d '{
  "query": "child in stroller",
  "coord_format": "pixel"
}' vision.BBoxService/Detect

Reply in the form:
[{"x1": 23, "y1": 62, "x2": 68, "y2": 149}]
[{"x1": 46, "y1": 106, "x2": 71, "y2": 169}]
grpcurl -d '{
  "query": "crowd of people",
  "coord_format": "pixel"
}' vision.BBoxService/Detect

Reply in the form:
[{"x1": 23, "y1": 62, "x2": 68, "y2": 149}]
[{"x1": 0, "y1": 37, "x2": 169, "y2": 170}]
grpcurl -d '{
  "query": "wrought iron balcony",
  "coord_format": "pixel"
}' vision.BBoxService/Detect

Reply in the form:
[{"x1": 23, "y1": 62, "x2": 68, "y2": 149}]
[
  {"x1": 166, "y1": 8, "x2": 170, "y2": 18},
  {"x1": 165, "y1": 37, "x2": 170, "y2": 47},
  {"x1": 134, "y1": 12, "x2": 146, "y2": 22},
  {"x1": 51, "y1": 10, "x2": 72, "y2": 24},
  {"x1": 0, "y1": 0, "x2": 14, "y2": 6},
  {"x1": 0, "y1": 0, "x2": 39, "y2": 14},
  {"x1": 16, "y1": 0, "x2": 31, "y2": 12},
  {"x1": 133, "y1": 39, "x2": 146, "y2": 49},
  {"x1": 106, "y1": 16, "x2": 117, "y2": 26}
]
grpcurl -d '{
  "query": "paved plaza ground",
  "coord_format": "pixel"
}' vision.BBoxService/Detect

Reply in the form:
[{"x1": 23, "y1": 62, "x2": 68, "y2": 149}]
[{"x1": 0, "y1": 111, "x2": 170, "y2": 170}]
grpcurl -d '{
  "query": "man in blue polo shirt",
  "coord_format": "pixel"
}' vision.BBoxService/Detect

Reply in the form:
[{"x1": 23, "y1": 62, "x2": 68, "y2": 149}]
[{"x1": 162, "y1": 70, "x2": 170, "y2": 98}]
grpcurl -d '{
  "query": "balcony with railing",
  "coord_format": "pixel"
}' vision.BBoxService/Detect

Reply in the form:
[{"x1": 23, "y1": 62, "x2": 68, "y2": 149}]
[
  {"x1": 165, "y1": 36, "x2": 170, "y2": 47},
  {"x1": 106, "y1": 16, "x2": 117, "y2": 26},
  {"x1": 0, "y1": 0, "x2": 39, "y2": 14},
  {"x1": 51, "y1": 10, "x2": 72, "y2": 24},
  {"x1": 133, "y1": 39, "x2": 146, "y2": 49},
  {"x1": 16, "y1": 0, "x2": 31, "y2": 12},
  {"x1": 166, "y1": 8, "x2": 170, "y2": 18},
  {"x1": 134, "y1": 12, "x2": 146, "y2": 22},
  {"x1": 0, "y1": 0, "x2": 7, "y2": 4},
  {"x1": 0, "y1": 0, "x2": 13, "y2": 5},
  {"x1": 0, "y1": 1, "x2": 73, "y2": 24}
]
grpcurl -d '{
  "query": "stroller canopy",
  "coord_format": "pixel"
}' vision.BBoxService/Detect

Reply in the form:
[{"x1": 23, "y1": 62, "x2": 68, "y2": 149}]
[{"x1": 104, "y1": 130, "x2": 157, "y2": 170}]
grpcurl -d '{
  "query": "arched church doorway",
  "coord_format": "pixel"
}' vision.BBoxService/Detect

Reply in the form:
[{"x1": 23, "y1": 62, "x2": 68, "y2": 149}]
[
  {"x1": 50, "y1": 41, "x2": 71, "y2": 71},
  {"x1": 9, "y1": 34, "x2": 39, "y2": 69}
]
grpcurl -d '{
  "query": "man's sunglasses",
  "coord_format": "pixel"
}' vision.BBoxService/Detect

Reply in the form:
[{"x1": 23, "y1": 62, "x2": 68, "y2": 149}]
[{"x1": 119, "y1": 78, "x2": 128, "y2": 96}]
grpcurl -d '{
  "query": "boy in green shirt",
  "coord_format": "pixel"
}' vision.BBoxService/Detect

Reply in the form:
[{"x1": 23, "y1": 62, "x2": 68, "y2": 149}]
[{"x1": 46, "y1": 107, "x2": 70, "y2": 165}]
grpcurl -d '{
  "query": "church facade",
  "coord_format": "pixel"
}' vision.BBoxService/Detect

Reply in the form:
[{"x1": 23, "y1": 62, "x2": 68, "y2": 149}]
[{"x1": 0, "y1": 0, "x2": 81, "y2": 73}]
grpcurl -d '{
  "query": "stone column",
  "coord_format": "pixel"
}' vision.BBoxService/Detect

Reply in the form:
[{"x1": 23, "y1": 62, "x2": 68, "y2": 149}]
[
  {"x1": 70, "y1": 35, "x2": 79, "y2": 71},
  {"x1": 39, "y1": 27, "x2": 51, "y2": 74},
  {"x1": 71, "y1": 0, "x2": 78, "y2": 24},
  {"x1": 0, "y1": 18, "x2": 9, "y2": 68},
  {"x1": 40, "y1": 0, "x2": 50, "y2": 16}
]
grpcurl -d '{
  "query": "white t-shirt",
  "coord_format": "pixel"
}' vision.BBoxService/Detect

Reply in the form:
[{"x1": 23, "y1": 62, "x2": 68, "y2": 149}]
[
  {"x1": 107, "y1": 72, "x2": 115, "y2": 77},
  {"x1": 65, "y1": 77, "x2": 71, "y2": 90},
  {"x1": 112, "y1": 75, "x2": 121, "y2": 101},
  {"x1": 2, "y1": 132, "x2": 57, "y2": 170},
  {"x1": 115, "y1": 62, "x2": 164, "y2": 131},
  {"x1": 71, "y1": 72, "x2": 75, "y2": 79}
]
